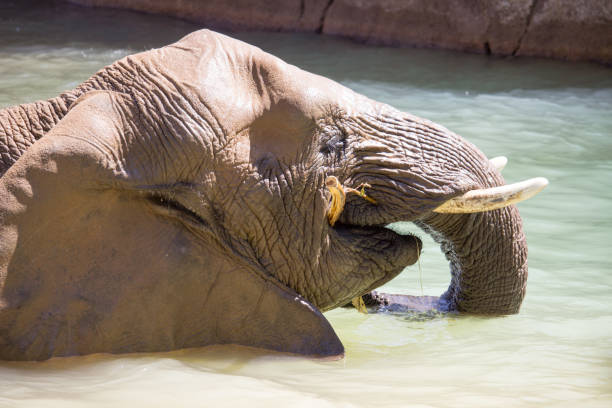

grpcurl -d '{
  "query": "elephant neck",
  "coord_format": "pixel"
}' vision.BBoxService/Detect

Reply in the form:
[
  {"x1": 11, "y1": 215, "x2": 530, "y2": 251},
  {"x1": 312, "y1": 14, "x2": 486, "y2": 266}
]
[
  {"x1": 0, "y1": 92, "x2": 77, "y2": 177},
  {"x1": 417, "y1": 205, "x2": 528, "y2": 314},
  {"x1": 0, "y1": 56, "x2": 139, "y2": 177}
]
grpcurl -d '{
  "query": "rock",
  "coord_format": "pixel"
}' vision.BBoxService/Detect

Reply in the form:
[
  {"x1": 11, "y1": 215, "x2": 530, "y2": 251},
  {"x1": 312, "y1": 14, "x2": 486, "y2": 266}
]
[
  {"x1": 321, "y1": 0, "x2": 533, "y2": 56},
  {"x1": 69, "y1": 0, "x2": 330, "y2": 31},
  {"x1": 66, "y1": 0, "x2": 612, "y2": 64},
  {"x1": 516, "y1": 0, "x2": 612, "y2": 63}
]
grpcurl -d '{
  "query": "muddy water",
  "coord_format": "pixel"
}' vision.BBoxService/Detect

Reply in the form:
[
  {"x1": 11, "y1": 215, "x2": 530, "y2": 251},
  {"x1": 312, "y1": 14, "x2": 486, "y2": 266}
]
[{"x1": 1, "y1": 1, "x2": 612, "y2": 407}]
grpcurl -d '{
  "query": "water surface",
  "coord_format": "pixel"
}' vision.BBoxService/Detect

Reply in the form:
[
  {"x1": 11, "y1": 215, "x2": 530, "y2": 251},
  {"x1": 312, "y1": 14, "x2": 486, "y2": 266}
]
[{"x1": 1, "y1": 1, "x2": 611, "y2": 407}]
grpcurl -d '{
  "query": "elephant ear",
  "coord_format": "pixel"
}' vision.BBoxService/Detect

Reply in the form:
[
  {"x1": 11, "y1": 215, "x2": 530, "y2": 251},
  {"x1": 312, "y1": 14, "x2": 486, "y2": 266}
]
[
  {"x1": 0, "y1": 91, "x2": 343, "y2": 360},
  {"x1": 202, "y1": 256, "x2": 345, "y2": 357}
]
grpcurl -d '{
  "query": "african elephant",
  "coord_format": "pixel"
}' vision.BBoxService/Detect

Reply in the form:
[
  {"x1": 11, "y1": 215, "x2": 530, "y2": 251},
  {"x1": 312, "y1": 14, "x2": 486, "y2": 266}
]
[{"x1": 0, "y1": 30, "x2": 546, "y2": 361}]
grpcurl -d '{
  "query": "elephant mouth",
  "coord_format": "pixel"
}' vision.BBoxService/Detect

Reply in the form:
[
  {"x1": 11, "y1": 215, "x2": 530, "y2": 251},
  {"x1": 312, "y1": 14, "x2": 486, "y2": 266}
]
[{"x1": 318, "y1": 219, "x2": 423, "y2": 311}]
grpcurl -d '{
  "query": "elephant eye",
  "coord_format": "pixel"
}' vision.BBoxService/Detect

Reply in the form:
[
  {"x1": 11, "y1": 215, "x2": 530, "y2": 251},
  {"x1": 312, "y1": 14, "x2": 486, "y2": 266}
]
[
  {"x1": 319, "y1": 131, "x2": 347, "y2": 158},
  {"x1": 146, "y1": 192, "x2": 207, "y2": 226}
]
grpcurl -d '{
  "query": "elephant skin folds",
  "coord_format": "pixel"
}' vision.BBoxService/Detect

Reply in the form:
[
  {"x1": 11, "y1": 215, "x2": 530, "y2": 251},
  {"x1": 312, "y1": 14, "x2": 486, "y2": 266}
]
[{"x1": 0, "y1": 30, "x2": 527, "y2": 360}]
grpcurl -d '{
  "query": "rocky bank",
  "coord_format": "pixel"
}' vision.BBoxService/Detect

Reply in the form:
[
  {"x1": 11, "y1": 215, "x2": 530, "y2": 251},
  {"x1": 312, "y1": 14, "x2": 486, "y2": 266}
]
[{"x1": 67, "y1": 0, "x2": 612, "y2": 64}]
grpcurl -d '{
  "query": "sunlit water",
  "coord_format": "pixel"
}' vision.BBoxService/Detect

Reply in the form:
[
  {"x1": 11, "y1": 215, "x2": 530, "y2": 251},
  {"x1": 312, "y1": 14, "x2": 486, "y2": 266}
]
[{"x1": 1, "y1": 1, "x2": 611, "y2": 406}]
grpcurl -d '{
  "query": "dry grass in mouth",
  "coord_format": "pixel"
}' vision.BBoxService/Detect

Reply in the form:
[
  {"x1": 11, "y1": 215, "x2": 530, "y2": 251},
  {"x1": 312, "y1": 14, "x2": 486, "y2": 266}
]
[
  {"x1": 325, "y1": 176, "x2": 377, "y2": 227},
  {"x1": 325, "y1": 176, "x2": 378, "y2": 314},
  {"x1": 325, "y1": 177, "x2": 426, "y2": 313},
  {"x1": 351, "y1": 296, "x2": 368, "y2": 314}
]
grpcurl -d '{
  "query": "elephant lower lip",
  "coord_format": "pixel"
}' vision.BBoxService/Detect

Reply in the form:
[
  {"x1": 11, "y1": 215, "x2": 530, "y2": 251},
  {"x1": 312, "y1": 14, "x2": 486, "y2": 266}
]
[{"x1": 332, "y1": 221, "x2": 422, "y2": 272}]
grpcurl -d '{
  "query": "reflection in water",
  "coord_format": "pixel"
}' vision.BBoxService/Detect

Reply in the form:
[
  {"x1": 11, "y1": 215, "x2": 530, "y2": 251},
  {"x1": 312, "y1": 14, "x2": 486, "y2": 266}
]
[{"x1": 1, "y1": 0, "x2": 612, "y2": 407}]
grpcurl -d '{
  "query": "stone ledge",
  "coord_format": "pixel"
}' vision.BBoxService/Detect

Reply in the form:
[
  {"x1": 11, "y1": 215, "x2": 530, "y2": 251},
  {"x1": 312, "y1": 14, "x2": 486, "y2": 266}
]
[{"x1": 67, "y1": 0, "x2": 612, "y2": 65}]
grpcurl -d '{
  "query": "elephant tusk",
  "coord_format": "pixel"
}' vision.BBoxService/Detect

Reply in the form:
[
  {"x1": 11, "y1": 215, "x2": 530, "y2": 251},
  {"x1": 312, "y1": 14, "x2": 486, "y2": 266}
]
[
  {"x1": 489, "y1": 156, "x2": 507, "y2": 171},
  {"x1": 433, "y1": 177, "x2": 549, "y2": 214}
]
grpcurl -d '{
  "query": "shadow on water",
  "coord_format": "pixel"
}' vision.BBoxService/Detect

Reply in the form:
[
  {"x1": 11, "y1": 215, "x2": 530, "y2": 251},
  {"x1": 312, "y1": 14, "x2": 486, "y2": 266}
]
[
  {"x1": 360, "y1": 289, "x2": 456, "y2": 322},
  {"x1": 374, "y1": 307, "x2": 453, "y2": 323},
  {"x1": 0, "y1": 343, "x2": 301, "y2": 373}
]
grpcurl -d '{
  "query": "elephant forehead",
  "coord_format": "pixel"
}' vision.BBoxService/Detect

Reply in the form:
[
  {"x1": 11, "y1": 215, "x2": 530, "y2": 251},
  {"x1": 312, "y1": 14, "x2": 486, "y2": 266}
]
[{"x1": 152, "y1": 30, "x2": 375, "y2": 135}]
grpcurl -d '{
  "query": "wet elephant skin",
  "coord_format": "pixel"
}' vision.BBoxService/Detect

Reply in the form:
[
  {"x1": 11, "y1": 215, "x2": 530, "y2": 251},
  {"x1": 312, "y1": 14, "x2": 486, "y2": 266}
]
[{"x1": 0, "y1": 30, "x2": 526, "y2": 360}]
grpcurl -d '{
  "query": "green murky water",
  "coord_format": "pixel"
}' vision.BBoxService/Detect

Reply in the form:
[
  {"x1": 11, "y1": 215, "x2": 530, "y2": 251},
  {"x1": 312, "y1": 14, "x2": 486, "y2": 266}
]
[{"x1": 1, "y1": 1, "x2": 611, "y2": 406}]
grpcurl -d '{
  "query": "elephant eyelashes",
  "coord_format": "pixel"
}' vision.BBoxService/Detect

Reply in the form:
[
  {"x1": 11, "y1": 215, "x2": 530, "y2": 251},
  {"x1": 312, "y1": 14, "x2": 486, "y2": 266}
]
[
  {"x1": 146, "y1": 193, "x2": 207, "y2": 227},
  {"x1": 319, "y1": 132, "x2": 347, "y2": 160}
]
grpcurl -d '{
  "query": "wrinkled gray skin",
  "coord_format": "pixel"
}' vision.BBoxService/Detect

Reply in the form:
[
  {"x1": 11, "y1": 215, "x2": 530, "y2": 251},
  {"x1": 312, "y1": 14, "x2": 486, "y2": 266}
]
[{"x1": 0, "y1": 30, "x2": 527, "y2": 361}]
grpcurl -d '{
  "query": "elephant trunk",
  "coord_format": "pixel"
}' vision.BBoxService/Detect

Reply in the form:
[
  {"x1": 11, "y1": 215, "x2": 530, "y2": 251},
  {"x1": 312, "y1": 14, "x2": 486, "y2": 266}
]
[
  {"x1": 341, "y1": 108, "x2": 537, "y2": 314},
  {"x1": 416, "y1": 207, "x2": 528, "y2": 314},
  {"x1": 413, "y1": 140, "x2": 529, "y2": 314}
]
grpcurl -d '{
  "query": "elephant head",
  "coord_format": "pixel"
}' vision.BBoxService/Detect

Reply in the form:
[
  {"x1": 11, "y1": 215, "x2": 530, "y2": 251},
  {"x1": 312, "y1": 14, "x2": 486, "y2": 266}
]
[{"x1": 0, "y1": 30, "x2": 546, "y2": 360}]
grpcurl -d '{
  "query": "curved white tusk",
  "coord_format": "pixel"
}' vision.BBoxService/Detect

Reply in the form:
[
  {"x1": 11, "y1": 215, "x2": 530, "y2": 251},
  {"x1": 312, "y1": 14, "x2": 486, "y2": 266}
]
[
  {"x1": 433, "y1": 177, "x2": 549, "y2": 214},
  {"x1": 489, "y1": 156, "x2": 508, "y2": 171}
]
